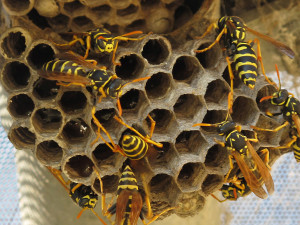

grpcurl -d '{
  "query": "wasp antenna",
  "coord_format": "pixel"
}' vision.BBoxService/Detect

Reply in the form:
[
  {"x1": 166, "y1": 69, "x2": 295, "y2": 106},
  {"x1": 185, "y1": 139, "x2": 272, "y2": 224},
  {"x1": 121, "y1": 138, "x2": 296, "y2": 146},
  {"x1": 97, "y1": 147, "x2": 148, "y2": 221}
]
[
  {"x1": 274, "y1": 64, "x2": 281, "y2": 90},
  {"x1": 259, "y1": 95, "x2": 273, "y2": 103}
]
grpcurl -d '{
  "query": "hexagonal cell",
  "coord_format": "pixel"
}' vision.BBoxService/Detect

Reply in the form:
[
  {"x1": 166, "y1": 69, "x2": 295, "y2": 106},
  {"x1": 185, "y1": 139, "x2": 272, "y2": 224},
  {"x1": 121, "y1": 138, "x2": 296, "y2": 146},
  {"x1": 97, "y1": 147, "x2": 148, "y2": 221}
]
[
  {"x1": 47, "y1": 14, "x2": 70, "y2": 32},
  {"x1": 72, "y1": 16, "x2": 94, "y2": 31},
  {"x1": 90, "y1": 5, "x2": 111, "y2": 19},
  {"x1": 125, "y1": 19, "x2": 146, "y2": 33},
  {"x1": 64, "y1": 155, "x2": 94, "y2": 179},
  {"x1": 172, "y1": 56, "x2": 200, "y2": 83},
  {"x1": 231, "y1": 96, "x2": 259, "y2": 125},
  {"x1": 115, "y1": 54, "x2": 145, "y2": 80},
  {"x1": 175, "y1": 130, "x2": 206, "y2": 154},
  {"x1": 26, "y1": 43, "x2": 55, "y2": 70},
  {"x1": 222, "y1": 66, "x2": 243, "y2": 89},
  {"x1": 36, "y1": 140, "x2": 63, "y2": 165},
  {"x1": 3, "y1": 0, "x2": 32, "y2": 14},
  {"x1": 150, "y1": 142, "x2": 176, "y2": 166},
  {"x1": 91, "y1": 108, "x2": 121, "y2": 134},
  {"x1": 120, "y1": 89, "x2": 147, "y2": 116},
  {"x1": 201, "y1": 174, "x2": 223, "y2": 195},
  {"x1": 27, "y1": 8, "x2": 50, "y2": 29},
  {"x1": 145, "y1": 72, "x2": 172, "y2": 99},
  {"x1": 0, "y1": 31, "x2": 26, "y2": 58},
  {"x1": 8, "y1": 94, "x2": 34, "y2": 118},
  {"x1": 173, "y1": 5, "x2": 193, "y2": 29},
  {"x1": 63, "y1": 0, "x2": 85, "y2": 15},
  {"x1": 195, "y1": 42, "x2": 221, "y2": 69},
  {"x1": 92, "y1": 143, "x2": 120, "y2": 167},
  {"x1": 201, "y1": 110, "x2": 228, "y2": 132},
  {"x1": 59, "y1": 91, "x2": 87, "y2": 114},
  {"x1": 93, "y1": 174, "x2": 119, "y2": 194},
  {"x1": 204, "y1": 79, "x2": 229, "y2": 104},
  {"x1": 110, "y1": 0, "x2": 131, "y2": 9},
  {"x1": 177, "y1": 162, "x2": 205, "y2": 191},
  {"x1": 205, "y1": 144, "x2": 228, "y2": 169},
  {"x1": 32, "y1": 108, "x2": 62, "y2": 134},
  {"x1": 256, "y1": 85, "x2": 278, "y2": 113},
  {"x1": 146, "y1": 109, "x2": 174, "y2": 134},
  {"x1": 2, "y1": 61, "x2": 30, "y2": 90},
  {"x1": 62, "y1": 118, "x2": 90, "y2": 144},
  {"x1": 141, "y1": 38, "x2": 170, "y2": 65},
  {"x1": 8, "y1": 126, "x2": 36, "y2": 149},
  {"x1": 150, "y1": 173, "x2": 175, "y2": 194},
  {"x1": 33, "y1": 78, "x2": 59, "y2": 100},
  {"x1": 117, "y1": 4, "x2": 139, "y2": 17},
  {"x1": 254, "y1": 114, "x2": 283, "y2": 145},
  {"x1": 173, "y1": 94, "x2": 203, "y2": 120},
  {"x1": 175, "y1": 192, "x2": 205, "y2": 217}
]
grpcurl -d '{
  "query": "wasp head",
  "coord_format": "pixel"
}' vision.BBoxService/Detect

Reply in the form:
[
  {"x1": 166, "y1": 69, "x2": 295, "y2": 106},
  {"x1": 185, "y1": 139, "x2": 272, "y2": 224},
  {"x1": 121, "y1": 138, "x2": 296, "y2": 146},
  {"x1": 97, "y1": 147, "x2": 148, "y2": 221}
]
[
  {"x1": 107, "y1": 78, "x2": 124, "y2": 98},
  {"x1": 96, "y1": 37, "x2": 115, "y2": 53},
  {"x1": 217, "y1": 120, "x2": 236, "y2": 136},
  {"x1": 271, "y1": 89, "x2": 289, "y2": 105}
]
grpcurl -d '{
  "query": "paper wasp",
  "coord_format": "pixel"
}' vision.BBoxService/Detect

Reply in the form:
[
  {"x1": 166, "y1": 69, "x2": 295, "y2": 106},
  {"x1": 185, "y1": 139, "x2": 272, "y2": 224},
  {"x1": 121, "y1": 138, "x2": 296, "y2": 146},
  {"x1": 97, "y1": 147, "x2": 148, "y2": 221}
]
[
  {"x1": 193, "y1": 116, "x2": 274, "y2": 199},
  {"x1": 251, "y1": 64, "x2": 300, "y2": 162},
  {"x1": 47, "y1": 166, "x2": 106, "y2": 224},
  {"x1": 195, "y1": 16, "x2": 295, "y2": 113},
  {"x1": 100, "y1": 165, "x2": 174, "y2": 225},
  {"x1": 211, "y1": 148, "x2": 271, "y2": 202},
  {"x1": 53, "y1": 28, "x2": 150, "y2": 65}
]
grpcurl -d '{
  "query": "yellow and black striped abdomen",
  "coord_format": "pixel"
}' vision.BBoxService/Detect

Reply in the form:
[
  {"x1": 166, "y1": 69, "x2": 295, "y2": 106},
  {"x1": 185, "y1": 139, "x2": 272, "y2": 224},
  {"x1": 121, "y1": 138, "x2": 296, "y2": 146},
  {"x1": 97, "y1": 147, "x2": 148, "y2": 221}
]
[
  {"x1": 117, "y1": 165, "x2": 139, "y2": 195},
  {"x1": 292, "y1": 137, "x2": 300, "y2": 162},
  {"x1": 42, "y1": 59, "x2": 87, "y2": 77},
  {"x1": 233, "y1": 42, "x2": 257, "y2": 89},
  {"x1": 121, "y1": 135, "x2": 148, "y2": 160}
]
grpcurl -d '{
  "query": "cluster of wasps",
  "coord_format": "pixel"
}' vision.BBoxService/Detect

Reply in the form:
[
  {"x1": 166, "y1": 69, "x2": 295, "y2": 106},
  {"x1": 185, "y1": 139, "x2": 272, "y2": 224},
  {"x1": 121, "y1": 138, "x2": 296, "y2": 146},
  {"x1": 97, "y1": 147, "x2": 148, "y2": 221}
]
[{"x1": 41, "y1": 15, "x2": 299, "y2": 224}]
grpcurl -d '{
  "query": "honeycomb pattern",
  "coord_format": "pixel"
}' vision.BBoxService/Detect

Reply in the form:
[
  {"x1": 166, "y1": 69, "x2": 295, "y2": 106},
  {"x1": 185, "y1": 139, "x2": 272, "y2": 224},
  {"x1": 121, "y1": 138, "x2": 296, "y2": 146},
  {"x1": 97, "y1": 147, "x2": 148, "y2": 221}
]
[{"x1": 0, "y1": 2, "x2": 294, "y2": 222}]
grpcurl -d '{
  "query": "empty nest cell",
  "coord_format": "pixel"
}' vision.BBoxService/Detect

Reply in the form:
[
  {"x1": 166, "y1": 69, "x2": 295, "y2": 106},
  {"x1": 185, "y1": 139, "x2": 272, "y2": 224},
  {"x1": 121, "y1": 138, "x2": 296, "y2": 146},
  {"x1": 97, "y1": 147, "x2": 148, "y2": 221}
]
[
  {"x1": 142, "y1": 38, "x2": 170, "y2": 65},
  {"x1": 64, "y1": 154, "x2": 94, "y2": 179},
  {"x1": 1, "y1": 61, "x2": 30, "y2": 90},
  {"x1": 63, "y1": 0, "x2": 85, "y2": 15},
  {"x1": 195, "y1": 42, "x2": 221, "y2": 69},
  {"x1": 204, "y1": 144, "x2": 228, "y2": 169},
  {"x1": 146, "y1": 109, "x2": 175, "y2": 134},
  {"x1": 115, "y1": 54, "x2": 145, "y2": 80},
  {"x1": 8, "y1": 94, "x2": 34, "y2": 118},
  {"x1": 33, "y1": 78, "x2": 59, "y2": 99},
  {"x1": 149, "y1": 142, "x2": 176, "y2": 166},
  {"x1": 173, "y1": 94, "x2": 203, "y2": 120},
  {"x1": 175, "y1": 130, "x2": 206, "y2": 155},
  {"x1": 3, "y1": 0, "x2": 34, "y2": 15},
  {"x1": 172, "y1": 56, "x2": 200, "y2": 83},
  {"x1": 201, "y1": 174, "x2": 223, "y2": 195},
  {"x1": 173, "y1": 5, "x2": 193, "y2": 30},
  {"x1": 8, "y1": 126, "x2": 36, "y2": 149},
  {"x1": 0, "y1": 31, "x2": 26, "y2": 58},
  {"x1": 36, "y1": 140, "x2": 63, "y2": 165},
  {"x1": 204, "y1": 79, "x2": 229, "y2": 105},
  {"x1": 59, "y1": 91, "x2": 87, "y2": 114},
  {"x1": 71, "y1": 16, "x2": 94, "y2": 31},
  {"x1": 256, "y1": 85, "x2": 278, "y2": 113},
  {"x1": 145, "y1": 72, "x2": 172, "y2": 99},
  {"x1": 26, "y1": 43, "x2": 55, "y2": 70},
  {"x1": 177, "y1": 162, "x2": 206, "y2": 192},
  {"x1": 200, "y1": 110, "x2": 228, "y2": 132},
  {"x1": 62, "y1": 118, "x2": 90, "y2": 144},
  {"x1": 117, "y1": 4, "x2": 139, "y2": 17},
  {"x1": 120, "y1": 89, "x2": 148, "y2": 117},
  {"x1": 92, "y1": 143, "x2": 120, "y2": 168},
  {"x1": 47, "y1": 14, "x2": 70, "y2": 32},
  {"x1": 231, "y1": 96, "x2": 259, "y2": 125},
  {"x1": 32, "y1": 108, "x2": 62, "y2": 134},
  {"x1": 150, "y1": 173, "x2": 176, "y2": 194},
  {"x1": 93, "y1": 174, "x2": 119, "y2": 194},
  {"x1": 125, "y1": 20, "x2": 146, "y2": 33}
]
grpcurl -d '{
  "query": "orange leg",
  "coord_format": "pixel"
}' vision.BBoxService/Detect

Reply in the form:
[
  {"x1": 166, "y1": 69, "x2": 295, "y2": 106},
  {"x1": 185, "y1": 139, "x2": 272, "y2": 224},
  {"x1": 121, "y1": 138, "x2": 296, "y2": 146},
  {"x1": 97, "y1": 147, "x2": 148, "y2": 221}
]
[
  {"x1": 195, "y1": 27, "x2": 226, "y2": 53},
  {"x1": 56, "y1": 82, "x2": 86, "y2": 88},
  {"x1": 211, "y1": 193, "x2": 227, "y2": 203},
  {"x1": 83, "y1": 35, "x2": 91, "y2": 59},
  {"x1": 226, "y1": 56, "x2": 234, "y2": 114},
  {"x1": 111, "y1": 40, "x2": 121, "y2": 66},
  {"x1": 195, "y1": 22, "x2": 217, "y2": 40}
]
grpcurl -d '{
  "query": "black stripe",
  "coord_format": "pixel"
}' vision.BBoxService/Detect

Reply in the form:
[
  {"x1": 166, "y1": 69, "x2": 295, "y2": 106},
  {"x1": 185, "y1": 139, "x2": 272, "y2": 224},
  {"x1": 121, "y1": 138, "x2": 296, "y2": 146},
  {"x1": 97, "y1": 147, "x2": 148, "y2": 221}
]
[
  {"x1": 235, "y1": 55, "x2": 257, "y2": 65},
  {"x1": 237, "y1": 64, "x2": 257, "y2": 74}
]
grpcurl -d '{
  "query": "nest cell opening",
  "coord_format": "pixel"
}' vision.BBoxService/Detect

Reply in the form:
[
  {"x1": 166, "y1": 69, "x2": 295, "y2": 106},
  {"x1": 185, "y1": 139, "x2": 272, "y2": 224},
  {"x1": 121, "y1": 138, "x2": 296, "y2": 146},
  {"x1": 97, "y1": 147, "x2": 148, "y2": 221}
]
[
  {"x1": 3, "y1": 0, "x2": 30, "y2": 12},
  {"x1": 172, "y1": 56, "x2": 200, "y2": 83},
  {"x1": 205, "y1": 144, "x2": 228, "y2": 168},
  {"x1": 145, "y1": 72, "x2": 172, "y2": 99},
  {"x1": 28, "y1": 9, "x2": 50, "y2": 29},
  {"x1": 91, "y1": 108, "x2": 119, "y2": 133},
  {"x1": 256, "y1": 85, "x2": 278, "y2": 113},
  {"x1": 62, "y1": 118, "x2": 90, "y2": 144},
  {"x1": 204, "y1": 79, "x2": 229, "y2": 104},
  {"x1": 177, "y1": 162, "x2": 205, "y2": 191},
  {"x1": 196, "y1": 42, "x2": 221, "y2": 69},
  {"x1": 8, "y1": 94, "x2": 34, "y2": 118},
  {"x1": 147, "y1": 109, "x2": 173, "y2": 133},
  {"x1": 115, "y1": 54, "x2": 144, "y2": 80},
  {"x1": 72, "y1": 16, "x2": 94, "y2": 30},
  {"x1": 2, "y1": 61, "x2": 30, "y2": 90},
  {"x1": 201, "y1": 174, "x2": 223, "y2": 195},
  {"x1": 120, "y1": 89, "x2": 147, "y2": 116},
  {"x1": 175, "y1": 192, "x2": 205, "y2": 217},
  {"x1": 47, "y1": 14, "x2": 70, "y2": 32},
  {"x1": 125, "y1": 20, "x2": 146, "y2": 33},
  {"x1": 9, "y1": 127, "x2": 36, "y2": 149},
  {"x1": 94, "y1": 174, "x2": 119, "y2": 194},
  {"x1": 36, "y1": 140, "x2": 63, "y2": 165},
  {"x1": 175, "y1": 130, "x2": 206, "y2": 154},
  {"x1": 32, "y1": 108, "x2": 62, "y2": 133},
  {"x1": 59, "y1": 91, "x2": 87, "y2": 114},
  {"x1": 142, "y1": 39, "x2": 170, "y2": 65},
  {"x1": 63, "y1": 0, "x2": 85, "y2": 15},
  {"x1": 27, "y1": 43, "x2": 55, "y2": 70},
  {"x1": 151, "y1": 142, "x2": 175, "y2": 165},
  {"x1": 1, "y1": 31, "x2": 26, "y2": 58},
  {"x1": 64, "y1": 155, "x2": 94, "y2": 179},
  {"x1": 173, "y1": 94, "x2": 202, "y2": 120},
  {"x1": 222, "y1": 66, "x2": 242, "y2": 89},
  {"x1": 150, "y1": 173, "x2": 174, "y2": 194},
  {"x1": 91, "y1": 5, "x2": 111, "y2": 18},
  {"x1": 92, "y1": 143, "x2": 118, "y2": 167},
  {"x1": 201, "y1": 110, "x2": 228, "y2": 132},
  {"x1": 33, "y1": 78, "x2": 59, "y2": 99},
  {"x1": 173, "y1": 5, "x2": 193, "y2": 29},
  {"x1": 231, "y1": 96, "x2": 258, "y2": 125},
  {"x1": 184, "y1": 0, "x2": 204, "y2": 14},
  {"x1": 117, "y1": 4, "x2": 139, "y2": 17},
  {"x1": 103, "y1": 24, "x2": 120, "y2": 34}
]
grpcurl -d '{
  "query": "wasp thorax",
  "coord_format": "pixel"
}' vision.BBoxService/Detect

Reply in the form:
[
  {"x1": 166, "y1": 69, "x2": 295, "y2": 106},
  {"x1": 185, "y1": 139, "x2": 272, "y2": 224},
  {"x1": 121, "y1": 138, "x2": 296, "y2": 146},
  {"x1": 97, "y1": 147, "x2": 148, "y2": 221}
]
[{"x1": 107, "y1": 78, "x2": 123, "y2": 98}]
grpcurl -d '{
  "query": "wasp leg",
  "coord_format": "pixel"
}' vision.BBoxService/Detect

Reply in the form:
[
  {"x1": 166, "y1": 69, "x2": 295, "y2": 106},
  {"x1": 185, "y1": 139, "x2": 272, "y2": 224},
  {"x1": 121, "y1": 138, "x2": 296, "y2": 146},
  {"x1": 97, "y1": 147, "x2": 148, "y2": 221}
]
[
  {"x1": 114, "y1": 31, "x2": 151, "y2": 41},
  {"x1": 52, "y1": 36, "x2": 85, "y2": 49},
  {"x1": 214, "y1": 138, "x2": 226, "y2": 147},
  {"x1": 71, "y1": 183, "x2": 82, "y2": 193},
  {"x1": 225, "y1": 56, "x2": 234, "y2": 114},
  {"x1": 47, "y1": 167, "x2": 69, "y2": 192},
  {"x1": 259, "y1": 149, "x2": 271, "y2": 170},
  {"x1": 111, "y1": 40, "x2": 121, "y2": 66},
  {"x1": 224, "y1": 155, "x2": 234, "y2": 183},
  {"x1": 90, "y1": 208, "x2": 108, "y2": 225},
  {"x1": 195, "y1": 22, "x2": 217, "y2": 40},
  {"x1": 271, "y1": 135, "x2": 297, "y2": 150},
  {"x1": 83, "y1": 35, "x2": 91, "y2": 59},
  {"x1": 145, "y1": 207, "x2": 175, "y2": 225},
  {"x1": 147, "y1": 115, "x2": 156, "y2": 139},
  {"x1": 94, "y1": 167, "x2": 106, "y2": 213},
  {"x1": 251, "y1": 121, "x2": 290, "y2": 132},
  {"x1": 195, "y1": 27, "x2": 226, "y2": 53},
  {"x1": 56, "y1": 82, "x2": 86, "y2": 88},
  {"x1": 210, "y1": 193, "x2": 227, "y2": 203}
]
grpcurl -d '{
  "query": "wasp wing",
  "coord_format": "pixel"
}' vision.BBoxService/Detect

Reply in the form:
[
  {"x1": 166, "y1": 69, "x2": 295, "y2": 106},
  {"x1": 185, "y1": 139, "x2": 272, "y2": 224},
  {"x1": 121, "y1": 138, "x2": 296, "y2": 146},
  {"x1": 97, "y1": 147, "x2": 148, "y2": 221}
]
[
  {"x1": 292, "y1": 114, "x2": 300, "y2": 137},
  {"x1": 231, "y1": 150, "x2": 268, "y2": 199},
  {"x1": 116, "y1": 190, "x2": 131, "y2": 225},
  {"x1": 129, "y1": 192, "x2": 143, "y2": 225},
  {"x1": 247, "y1": 141, "x2": 274, "y2": 195},
  {"x1": 245, "y1": 26, "x2": 295, "y2": 59},
  {"x1": 38, "y1": 70, "x2": 91, "y2": 85}
]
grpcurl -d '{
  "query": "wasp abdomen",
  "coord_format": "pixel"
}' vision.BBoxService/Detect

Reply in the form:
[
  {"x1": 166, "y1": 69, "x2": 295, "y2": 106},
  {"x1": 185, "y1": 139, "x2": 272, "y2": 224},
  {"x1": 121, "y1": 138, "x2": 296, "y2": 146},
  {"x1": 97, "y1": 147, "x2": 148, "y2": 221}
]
[
  {"x1": 43, "y1": 60, "x2": 87, "y2": 77},
  {"x1": 121, "y1": 135, "x2": 148, "y2": 160}
]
